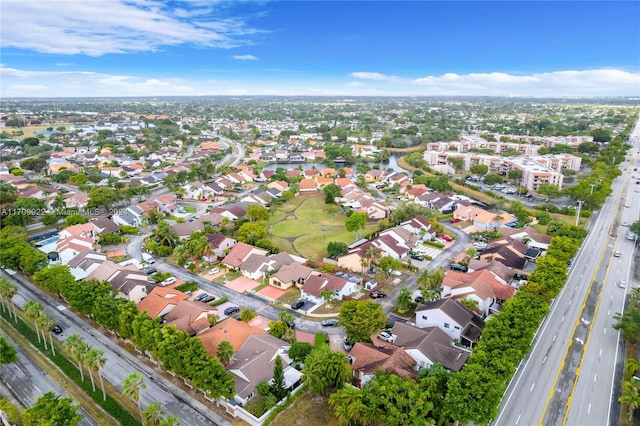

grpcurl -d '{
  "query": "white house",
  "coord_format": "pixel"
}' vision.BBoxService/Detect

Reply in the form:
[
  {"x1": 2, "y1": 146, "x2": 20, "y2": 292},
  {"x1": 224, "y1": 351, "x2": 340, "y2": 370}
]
[{"x1": 413, "y1": 299, "x2": 485, "y2": 347}]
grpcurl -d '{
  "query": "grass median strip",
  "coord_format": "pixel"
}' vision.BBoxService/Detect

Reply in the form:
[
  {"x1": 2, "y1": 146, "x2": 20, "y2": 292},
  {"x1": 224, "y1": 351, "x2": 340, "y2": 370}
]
[{"x1": 0, "y1": 310, "x2": 140, "y2": 426}]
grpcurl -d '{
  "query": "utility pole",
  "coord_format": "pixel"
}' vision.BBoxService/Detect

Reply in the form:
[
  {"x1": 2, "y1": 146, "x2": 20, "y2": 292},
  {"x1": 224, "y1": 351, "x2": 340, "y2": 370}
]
[
  {"x1": 589, "y1": 183, "x2": 597, "y2": 195},
  {"x1": 575, "y1": 200, "x2": 583, "y2": 226}
]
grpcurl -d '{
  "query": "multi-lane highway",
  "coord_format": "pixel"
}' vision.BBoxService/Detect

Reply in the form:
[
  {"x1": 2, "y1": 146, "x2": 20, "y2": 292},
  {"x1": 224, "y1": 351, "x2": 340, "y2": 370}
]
[
  {"x1": 3, "y1": 270, "x2": 232, "y2": 426},
  {"x1": 495, "y1": 118, "x2": 640, "y2": 426},
  {"x1": 0, "y1": 333, "x2": 97, "y2": 426}
]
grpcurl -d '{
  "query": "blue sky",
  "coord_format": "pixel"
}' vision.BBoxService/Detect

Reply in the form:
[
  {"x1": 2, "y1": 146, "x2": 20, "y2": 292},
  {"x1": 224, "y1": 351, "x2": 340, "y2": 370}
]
[{"x1": 1, "y1": 1, "x2": 639, "y2": 97}]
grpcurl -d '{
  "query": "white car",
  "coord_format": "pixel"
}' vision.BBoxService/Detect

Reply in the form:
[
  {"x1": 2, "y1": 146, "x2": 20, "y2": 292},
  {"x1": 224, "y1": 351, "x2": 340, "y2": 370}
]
[
  {"x1": 160, "y1": 277, "x2": 176, "y2": 286},
  {"x1": 209, "y1": 267, "x2": 220, "y2": 275},
  {"x1": 387, "y1": 269, "x2": 402, "y2": 276},
  {"x1": 378, "y1": 330, "x2": 394, "y2": 342},
  {"x1": 618, "y1": 281, "x2": 627, "y2": 288}
]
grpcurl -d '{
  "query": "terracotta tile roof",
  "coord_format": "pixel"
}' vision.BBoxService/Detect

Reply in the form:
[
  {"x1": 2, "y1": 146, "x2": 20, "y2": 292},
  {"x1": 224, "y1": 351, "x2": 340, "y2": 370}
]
[
  {"x1": 197, "y1": 318, "x2": 266, "y2": 355},
  {"x1": 349, "y1": 342, "x2": 417, "y2": 379},
  {"x1": 222, "y1": 243, "x2": 267, "y2": 268},
  {"x1": 137, "y1": 287, "x2": 189, "y2": 318}
]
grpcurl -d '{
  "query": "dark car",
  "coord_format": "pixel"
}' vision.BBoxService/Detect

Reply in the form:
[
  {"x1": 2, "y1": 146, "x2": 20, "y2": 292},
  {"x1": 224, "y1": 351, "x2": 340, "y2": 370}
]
[
  {"x1": 144, "y1": 268, "x2": 157, "y2": 275},
  {"x1": 321, "y1": 319, "x2": 339, "y2": 327},
  {"x1": 449, "y1": 263, "x2": 468, "y2": 272},
  {"x1": 414, "y1": 296, "x2": 424, "y2": 303},
  {"x1": 194, "y1": 293, "x2": 208, "y2": 301},
  {"x1": 51, "y1": 325, "x2": 63, "y2": 334},
  {"x1": 200, "y1": 295, "x2": 216, "y2": 303},
  {"x1": 291, "y1": 299, "x2": 305, "y2": 310},
  {"x1": 410, "y1": 253, "x2": 424, "y2": 261},
  {"x1": 370, "y1": 291, "x2": 387, "y2": 299},
  {"x1": 224, "y1": 306, "x2": 240, "y2": 316}
]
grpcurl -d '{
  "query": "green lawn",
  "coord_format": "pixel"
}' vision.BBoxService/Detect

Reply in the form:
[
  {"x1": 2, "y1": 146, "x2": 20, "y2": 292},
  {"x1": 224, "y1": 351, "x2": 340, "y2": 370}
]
[
  {"x1": 182, "y1": 206, "x2": 197, "y2": 213},
  {"x1": 270, "y1": 392, "x2": 339, "y2": 426},
  {"x1": 265, "y1": 194, "x2": 376, "y2": 260}
]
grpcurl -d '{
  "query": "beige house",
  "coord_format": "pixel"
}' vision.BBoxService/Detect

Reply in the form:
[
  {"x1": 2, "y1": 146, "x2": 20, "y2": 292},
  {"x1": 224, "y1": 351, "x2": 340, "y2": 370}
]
[{"x1": 268, "y1": 263, "x2": 319, "y2": 290}]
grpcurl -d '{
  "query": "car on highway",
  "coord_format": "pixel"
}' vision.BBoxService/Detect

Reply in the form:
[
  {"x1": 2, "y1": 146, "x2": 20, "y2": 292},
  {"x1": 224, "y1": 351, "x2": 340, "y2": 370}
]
[
  {"x1": 291, "y1": 299, "x2": 305, "y2": 310},
  {"x1": 623, "y1": 221, "x2": 629, "y2": 226},
  {"x1": 370, "y1": 291, "x2": 387, "y2": 299},
  {"x1": 614, "y1": 250, "x2": 622, "y2": 257},
  {"x1": 321, "y1": 319, "x2": 339, "y2": 327},
  {"x1": 224, "y1": 306, "x2": 240, "y2": 316},
  {"x1": 50, "y1": 324, "x2": 63, "y2": 334},
  {"x1": 617, "y1": 281, "x2": 627, "y2": 288}
]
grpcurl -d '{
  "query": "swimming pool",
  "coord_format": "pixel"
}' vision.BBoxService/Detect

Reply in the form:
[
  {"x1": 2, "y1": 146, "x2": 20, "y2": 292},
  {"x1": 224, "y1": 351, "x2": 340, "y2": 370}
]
[{"x1": 35, "y1": 236, "x2": 58, "y2": 246}]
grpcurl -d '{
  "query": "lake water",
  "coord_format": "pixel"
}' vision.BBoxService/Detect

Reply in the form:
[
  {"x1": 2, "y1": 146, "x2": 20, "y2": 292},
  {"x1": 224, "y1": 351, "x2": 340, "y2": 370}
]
[{"x1": 262, "y1": 153, "x2": 406, "y2": 173}]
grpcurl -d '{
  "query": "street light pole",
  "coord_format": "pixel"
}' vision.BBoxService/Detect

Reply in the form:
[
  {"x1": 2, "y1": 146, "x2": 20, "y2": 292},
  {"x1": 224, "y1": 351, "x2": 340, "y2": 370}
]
[{"x1": 575, "y1": 200, "x2": 583, "y2": 226}]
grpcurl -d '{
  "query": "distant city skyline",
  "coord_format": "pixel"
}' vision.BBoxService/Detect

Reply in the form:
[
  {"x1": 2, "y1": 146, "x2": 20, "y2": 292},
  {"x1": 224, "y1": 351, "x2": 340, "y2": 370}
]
[{"x1": 1, "y1": 1, "x2": 639, "y2": 98}]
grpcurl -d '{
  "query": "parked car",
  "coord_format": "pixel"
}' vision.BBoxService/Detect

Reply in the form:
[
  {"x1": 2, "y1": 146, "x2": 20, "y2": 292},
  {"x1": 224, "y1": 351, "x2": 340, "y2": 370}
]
[
  {"x1": 410, "y1": 253, "x2": 424, "y2": 261},
  {"x1": 450, "y1": 218, "x2": 462, "y2": 223},
  {"x1": 343, "y1": 338, "x2": 353, "y2": 352},
  {"x1": 378, "y1": 330, "x2": 394, "y2": 342},
  {"x1": 50, "y1": 324, "x2": 63, "y2": 334},
  {"x1": 209, "y1": 267, "x2": 220, "y2": 275},
  {"x1": 370, "y1": 291, "x2": 387, "y2": 299},
  {"x1": 144, "y1": 268, "x2": 157, "y2": 275},
  {"x1": 415, "y1": 296, "x2": 424, "y2": 303},
  {"x1": 439, "y1": 235, "x2": 453, "y2": 242},
  {"x1": 200, "y1": 295, "x2": 216, "y2": 303},
  {"x1": 160, "y1": 277, "x2": 176, "y2": 286},
  {"x1": 387, "y1": 269, "x2": 402, "y2": 276},
  {"x1": 449, "y1": 263, "x2": 468, "y2": 272},
  {"x1": 224, "y1": 306, "x2": 240, "y2": 316},
  {"x1": 194, "y1": 293, "x2": 208, "y2": 301},
  {"x1": 321, "y1": 319, "x2": 339, "y2": 327},
  {"x1": 291, "y1": 299, "x2": 305, "y2": 310}
]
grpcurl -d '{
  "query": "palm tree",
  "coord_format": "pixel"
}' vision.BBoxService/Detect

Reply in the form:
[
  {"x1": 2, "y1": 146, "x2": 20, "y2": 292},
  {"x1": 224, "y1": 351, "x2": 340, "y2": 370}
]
[
  {"x1": 626, "y1": 358, "x2": 640, "y2": 378},
  {"x1": 359, "y1": 257, "x2": 369, "y2": 274},
  {"x1": 493, "y1": 213, "x2": 504, "y2": 230},
  {"x1": 51, "y1": 194, "x2": 66, "y2": 210},
  {"x1": 619, "y1": 380, "x2": 640, "y2": 421},
  {"x1": 63, "y1": 335, "x2": 85, "y2": 378},
  {"x1": 329, "y1": 385, "x2": 368, "y2": 426},
  {"x1": 143, "y1": 402, "x2": 164, "y2": 426},
  {"x1": 159, "y1": 415, "x2": 180, "y2": 426},
  {"x1": 122, "y1": 372, "x2": 146, "y2": 420},
  {"x1": 216, "y1": 340, "x2": 234, "y2": 366},
  {"x1": 0, "y1": 278, "x2": 18, "y2": 322},
  {"x1": 87, "y1": 348, "x2": 107, "y2": 400},
  {"x1": 24, "y1": 301, "x2": 44, "y2": 344},
  {"x1": 239, "y1": 308, "x2": 257, "y2": 323},
  {"x1": 38, "y1": 313, "x2": 56, "y2": 355},
  {"x1": 320, "y1": 289, "x2": 334, "y2": 309}
]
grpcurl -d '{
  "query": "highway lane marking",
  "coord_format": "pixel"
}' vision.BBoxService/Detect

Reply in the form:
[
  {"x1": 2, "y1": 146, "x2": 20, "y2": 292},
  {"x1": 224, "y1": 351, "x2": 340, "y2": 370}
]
[
  {"x1": 516, "y1": 414, "x2": 521, "y2": 425},
  {"x1": 600, "y1": 348, "x2": 603, "y2": 356},
  {"x1": 543, "y1": 356, "x2": 547, "y2": 364},
  {"x1": 604, "y1": 327, "x2": 607, "y2": 334},
  {"x1": 14, "y1": 365, "x2": 21, "y2": 372},
  {"x1": 588, "y1": 403, "x2": 592, "y2": 414},
  {"x1": 553, "y1": 334, "x2": 557, "y2": 342},
  {"x1": 530, "y1": 383, "x2": 535, "y2": 392},
  {"x1": 561, "y1": 315, "x2": 565, "y2": 322},
  {"x1": 594, "y1": 373, "x2": 598, "y2": 382},
  {"x1": 33, "y1": 384, "x2": 41, "y2": 393}
]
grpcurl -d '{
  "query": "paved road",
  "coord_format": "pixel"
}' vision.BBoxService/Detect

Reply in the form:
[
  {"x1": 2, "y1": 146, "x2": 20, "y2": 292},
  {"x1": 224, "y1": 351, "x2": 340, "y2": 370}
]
[
  {"x1": 0, "y1": 333, "x2": 97, "y2": 426},
  {"x1": 3, "y1": 270, "x2": 231, "y2": 426},
  {"x1": 494, "y1": 118, "x2": 640, "y2": 426}
]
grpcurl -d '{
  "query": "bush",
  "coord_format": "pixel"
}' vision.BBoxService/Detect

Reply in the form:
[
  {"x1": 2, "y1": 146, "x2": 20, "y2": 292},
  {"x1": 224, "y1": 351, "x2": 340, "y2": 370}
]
[
  {"x1": 424, "y1": 241, "x2": 445, "y2": 249},
  {"x1": 175, "y1": 281, "x2": 198, "y2": 292},
  {"x1": 209, "y1": 297, "x2": 228, "y2": 307}
]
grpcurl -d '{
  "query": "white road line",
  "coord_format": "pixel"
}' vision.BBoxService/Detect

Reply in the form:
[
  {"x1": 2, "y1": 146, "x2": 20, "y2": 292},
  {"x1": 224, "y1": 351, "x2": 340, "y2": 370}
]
[
  {"x1": 588, "y1": 403, "x2": 592, "y2": 414},
  {"x1": 543, "y1": 356, "x2": 547, "y2": 364},
  {"x1": 14, "y1": 365, "x2": 21, "y2": 372},
  {"x1": 604, "y1": 327, "x2": 607, "y2": 334},
  {"x1": 575, "y1": 286, "x2": 578, "y2": 291},
  {"x1": 594, "y1": 373, "x2": 598, "y2": 382},
  {"x1": 553, "y1": 334, "x2": 557, "y2": 342},
  {"x1": 600, "y1": 348, "x2": 603, "y2": 356},
  {"x1": 562, "y1": 315, "x2": 565, "y2": 322},
  {"x1": 530, "y1": 383, "x2": 535, "y2": 392},
  {"x1": 33, "y1": 385, "x2": 41, "y2": 393},
  {"x1": 516, "y1": 414, "x2": 521, "y2": 425},
  {"x1": 608, "y1": 310, "x2": 610, "y2": 315},
  {"x1": 569, "y1": 299, "x2": 572, "y2": 305}
]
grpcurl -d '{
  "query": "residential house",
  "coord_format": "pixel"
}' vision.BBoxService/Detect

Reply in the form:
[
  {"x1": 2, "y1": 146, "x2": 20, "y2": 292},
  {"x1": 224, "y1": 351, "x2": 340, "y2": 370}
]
[
  {"x1": 162, "y1": 300, "x2": 218, "y2": 336},
  {"x1": 203, "y1": 234, "x2": 237, "y2": 261},
  {"x1": 86, "y1": 261, "x2": 154, "y2": 304},
  {"x1": 298, "y1": 178, "x2": 318, "y2": 192},
  {"x1": 414, "y1": 299, "x2": 486, "y2": 347},
  {"x1": 137, "y1": 287, "x2": 189, "y2": 318},
  {"x1": 400, "y1": 216, "x2": 435, "y2": 241},
  {"x1": 472, "y1": 210, "x2": 518, "y2": 229},
  {"x1": 348, "y1": 343, "x2": 416, "y2": 387},
  {"x1": 441, "y1": 269, "x2": 507, "y2": 314},
  {"x1": 300, "y1": 273, "x2": 358, "y2": 304},
  {"x1": 170, "y1": 221, "x2": 205, "y2": 240},
  {"x1": 227, "y1": 335, "x2": 302, "y2": 406},
  {"x1": 198, "y1": 317, "x2": 267, "y2": 355},
  {"x1": 222, "y1": 243, "x2": 269, "y2": 270},
  {"x1": 364, "y1": 169, "x2": 384, "y2": 183},
  {"x1": 112, "y1": 206, "x2": 144, "y2": 227},
  {"x1": 67, "y1": 251, "x2": 107, "y2": 281},
  {"x1": 64, "y1": 193, "x2": 89, "y2": 210},
  {"x1": 452, "y1": 203, "x2": 486, "y2": 222},
  {"x1": 390, "y1": 322, "x2": 470, "y2": 371},
  {"x1": 268, "y1": 263, "x2": 318, "y2": 290},
  {"x1": 90, "y1": 217, "x2": 120, "y2": 235}
]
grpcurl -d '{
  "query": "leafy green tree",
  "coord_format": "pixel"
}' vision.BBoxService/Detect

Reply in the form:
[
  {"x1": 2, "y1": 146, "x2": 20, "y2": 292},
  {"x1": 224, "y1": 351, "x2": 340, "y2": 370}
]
[
  {"x1": 270, "y1": 355, "x2": 288, "y2": 401},
  {"x1": 378, "y1": 256, "x2": 402, "y2": 277},
  {"x1": 590, "y1": 127, "x2": 612, "y2": 143},
  {"x1": 216, "y1": 340, "x2": 234, "y2": 366},
  {"x1": 37, "y1": 312, "x2": 56, "y2": 355},
  {"x1": 614, "y1": 308, "x2": 640, "y2": 344},
  {"x1": 33, "y1": 264, "x2": 74, "y2": 296},
  {"x1": 396, "y1": 288, "x2": 414, "y2": 315},
  {"x1": 483, "y1": 174, "x2": 504, "y2": 185},
  {"x1": 629, "y1": 220, "x2": 640, "y2": 237},
  {"x1": 246, "y1": 205, "x2": 270, "y2": 222},
  {"x1": 288, "y1": 341, "x2": 314, "y2": 364},
  {"x1": 302, "y1": 346, "x2": 350, "y2": 395},
  {"x1": 323, "y1": 183, "x2": 342, "y2": 204},
  {"x1": 447, "y1": 156, "x2": 464, "y2": 172},
  {"x1": 0, "y1": 335, "x2": 18, "y2": 364},
  {"x1": 327, "y1": 241, "x2": 348, "y2": 258},
  {"x1": 329, "y1": 384, "x2": 370, "y2": 426},
  {"x1": 23, "y1": 392, "x2": 81, "y2": 426},
  {"x1": 339, "y1": 300, "x2": 388, "y2": 343},
  {"x1": 143, "y1": 402, "x2": 164, "y2": 426},
  {"x1": 0, "y1": 399, "x2": 21, "y2": 425},
  {"x1": 122, "y1": 372, "x2": 146, "y2": 420},
  {"x1": 619, "y1": 380, "x2": 640, "y2": 421},
  {"x1": 345, "y1": 212, "x2": 367, "y2": 239},
  {"x1": 536, "y1": 183, "x2": 561, "y2": 200},
  {"x1": 63, "y1": 334, "x2": 86, "y2": 380},
  {"x1": 470, "y1": 164, "x2": 489, "y2": 175},
  {"x1": 237, "y1": 222, "x2": 267, "y2": 245},
  {"x1": 239, "y1": 308, "x2": 257, "y2": 322},
  {"x1": 64, "y1": 213, "x2": 88, "y2": 227},
  {"x1": 508, "y1": 169, "x2": 523, "y2": 187}
]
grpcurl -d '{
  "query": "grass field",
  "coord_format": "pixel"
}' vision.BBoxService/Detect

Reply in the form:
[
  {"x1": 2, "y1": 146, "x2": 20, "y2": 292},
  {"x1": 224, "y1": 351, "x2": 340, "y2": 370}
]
[
  {"x1": 267, "y1": 194, "x2": 376, "y2": 260},
  {"x1": 269, "y1": 392, "x2": 340, "y2": 426}
]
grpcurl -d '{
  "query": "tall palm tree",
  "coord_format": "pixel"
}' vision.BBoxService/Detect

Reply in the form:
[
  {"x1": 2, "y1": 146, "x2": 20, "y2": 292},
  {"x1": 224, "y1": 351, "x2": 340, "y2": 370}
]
[
  {"x1": 64, "y1": 334, "x2": 86, "y2": 381},
  {"x1": 359, "y1": 257, "x2": 369, "y2": 274},
  {"x1": 493, "y1": 213, "x2": 504, "y2": 230},
  {"x1": 216, "y1": 340, "x2": 234, "y2": 366},
  {"x1": 159, "y1": 415, "x2": 180, "y2": 426},
  {"x1": 38, "y1": 313, "x2": 56, "y2": 355},
  {"x1": 122, "y1": 372, "x2": 146, "y2": 420},
  {"x1": 239, "y1": 308, "x2": 256, "y2": 323},
  {"x1": 87, "y1": 348, "x2": 107, "y2": 400},
  {"x1": 24, "y1": 301, "x2": 44, "y2": 344},
  {"x1": 0, "y1": 278, "x2": 18, "y2": 322},
  {"x1": 620, "y1": 380, "x2": 640, "y2": 421},
  {"x1": 143, "y1": 402, "x2": 164, "y2": 426},
  {"x1": 84, "y1": 347, "x2": 101, "y2": 393},
  {"x1": 329, "y1": 385, "x2": 368, "y2": 426}
]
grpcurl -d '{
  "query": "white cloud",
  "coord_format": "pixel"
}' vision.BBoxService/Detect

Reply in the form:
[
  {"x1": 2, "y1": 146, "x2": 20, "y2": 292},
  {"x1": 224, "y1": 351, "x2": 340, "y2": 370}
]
[
  {"x1": 232, "y1": 55, "x2": 259, "y2": 61},
  {"x1": 350, "y1": 69, "x2": 640, "y2": 96},
  {"x1": 2, "y1": 66, "x2": 638, "y2": 98},
  {"x1": 0, "y1": 0, "x2": 262, "y2": 56}
]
